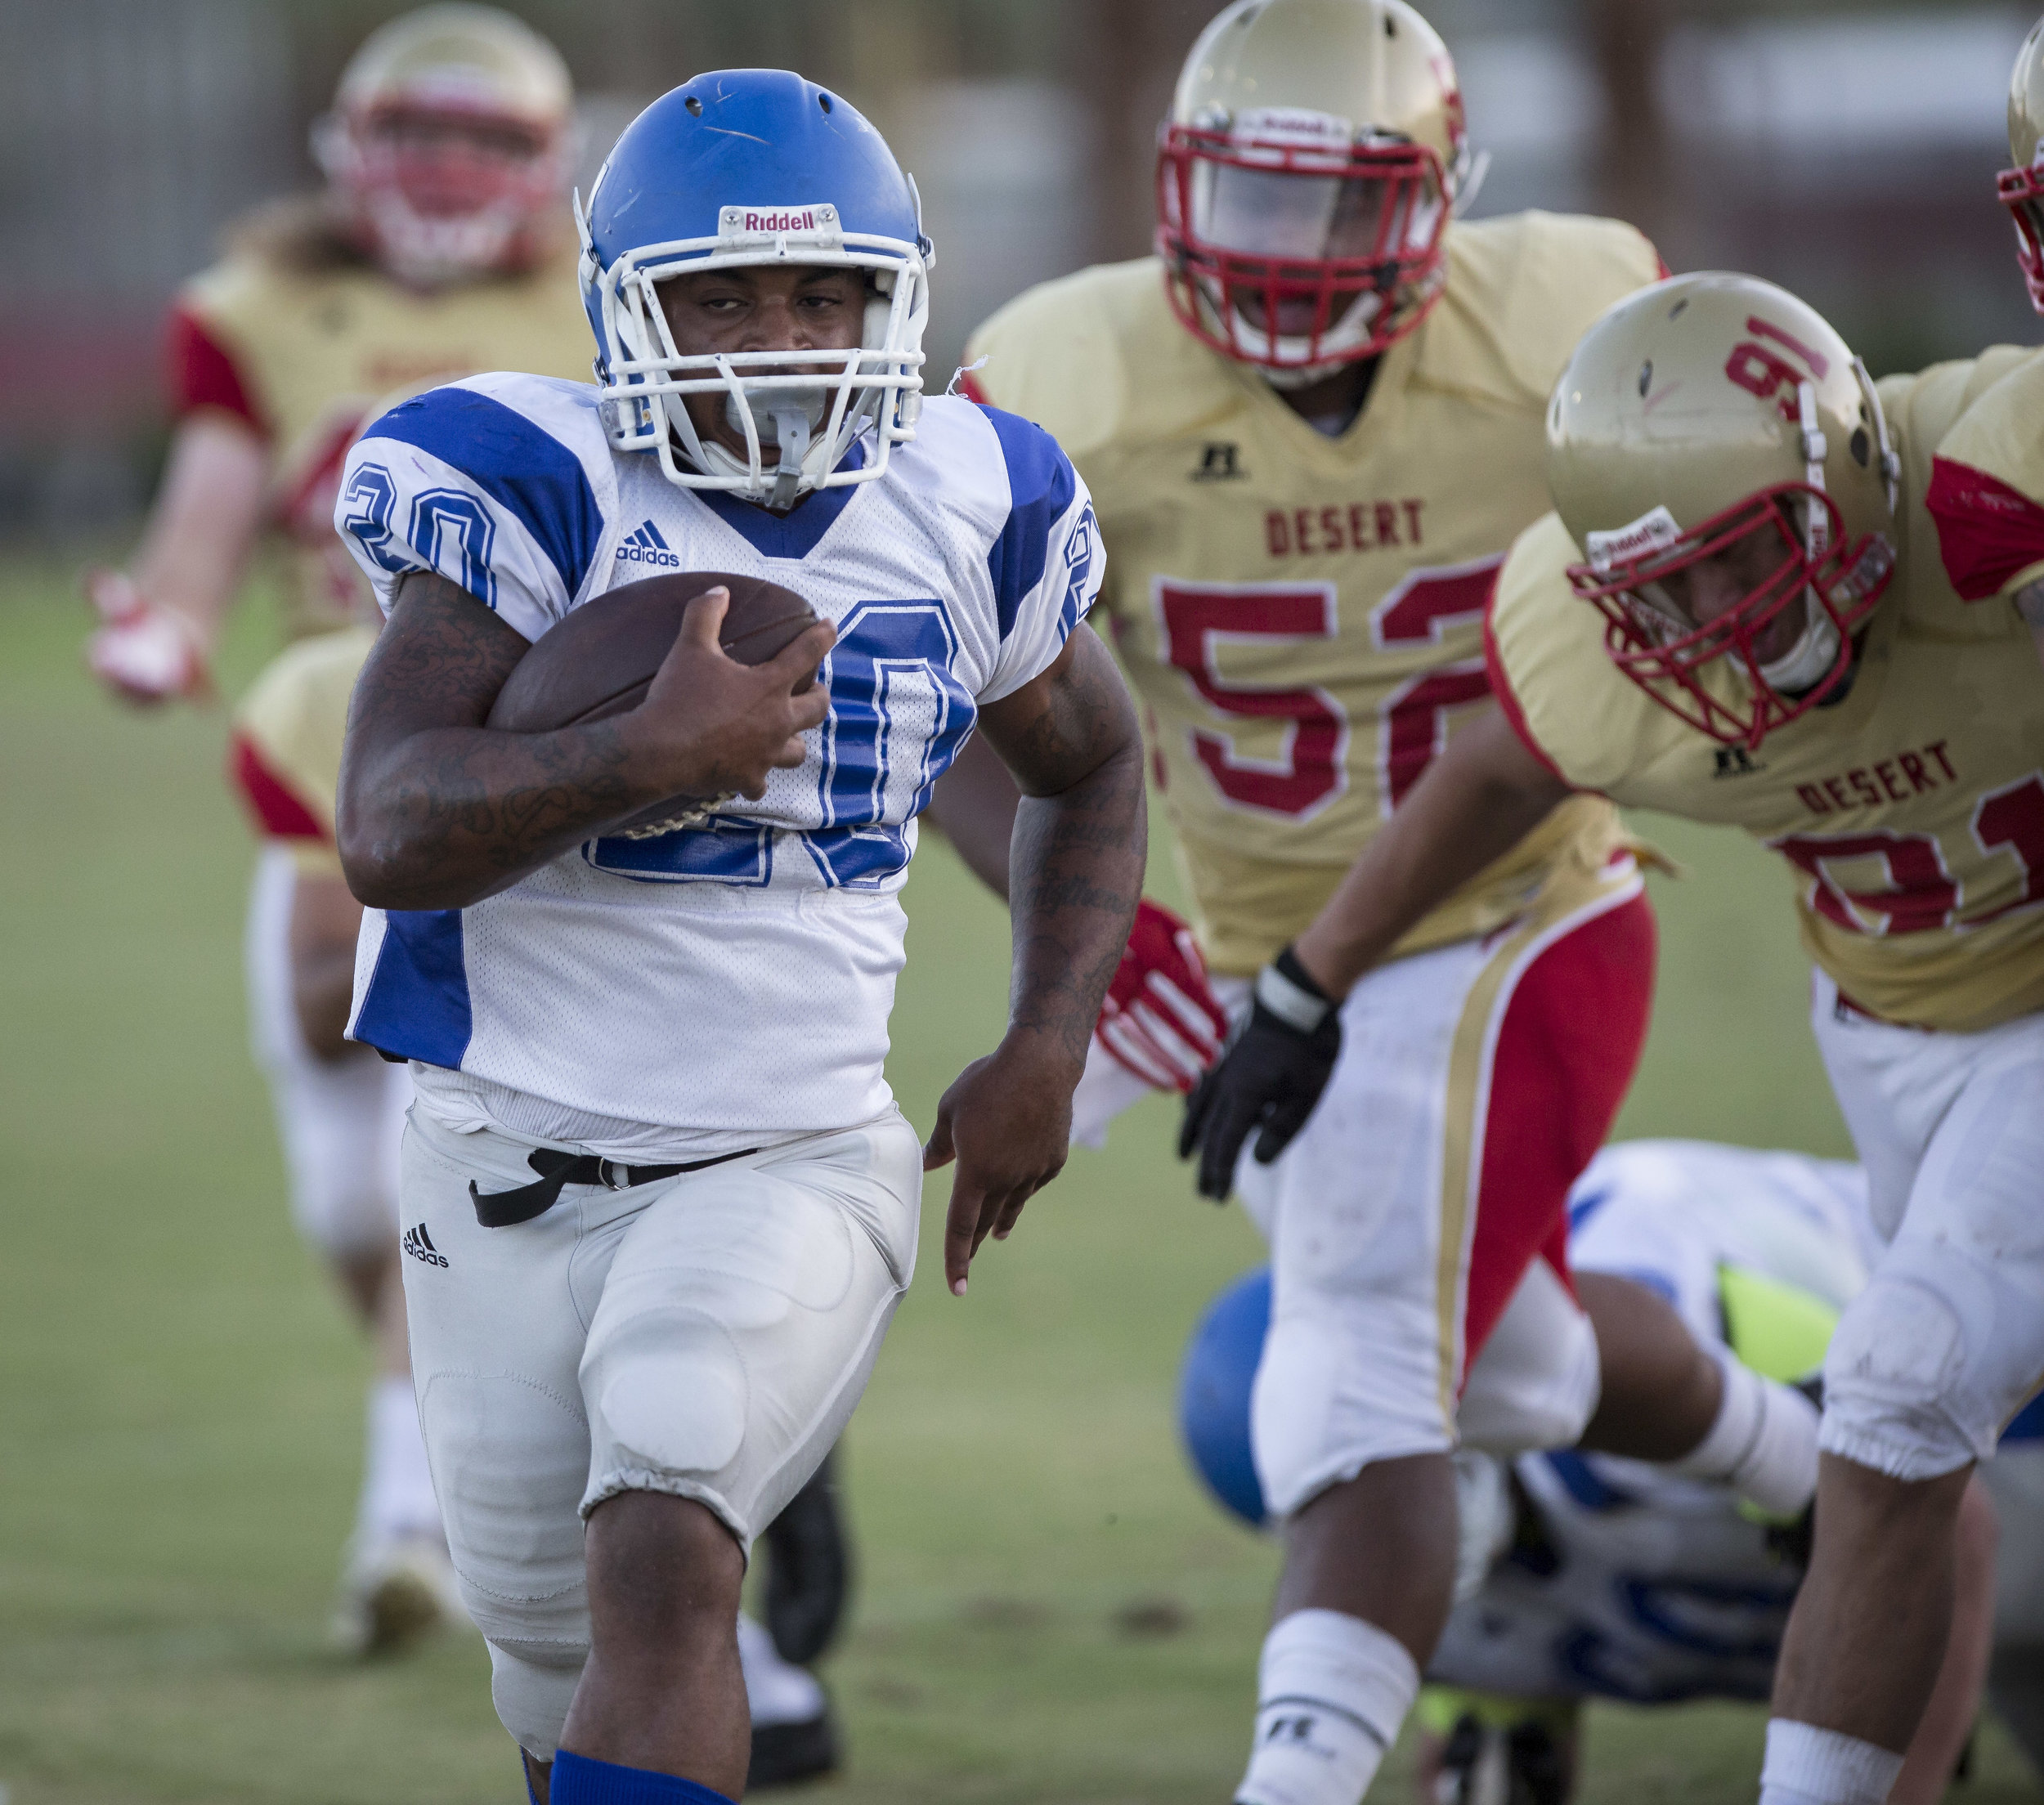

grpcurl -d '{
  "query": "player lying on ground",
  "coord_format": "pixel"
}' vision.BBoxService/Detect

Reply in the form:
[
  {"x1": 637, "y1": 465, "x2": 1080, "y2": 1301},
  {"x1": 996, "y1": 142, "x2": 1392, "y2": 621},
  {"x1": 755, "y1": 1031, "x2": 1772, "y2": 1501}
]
[
  {"x1": 961, "y1": 7, "x2": 1827, "y2": 1798},
  {"x1": 115, "y1": 4, "x2": 591, "y2": 1655},
  {"x1": 332, "y1": 70, "x2": 1144, "y2": 1805},
  {"x1": 1231, "y1": 267, "x2": 2044, "y2": 1805},
  {"x1": 1181, "y1": 1140, "x2": 1999, "y2": 1805}
]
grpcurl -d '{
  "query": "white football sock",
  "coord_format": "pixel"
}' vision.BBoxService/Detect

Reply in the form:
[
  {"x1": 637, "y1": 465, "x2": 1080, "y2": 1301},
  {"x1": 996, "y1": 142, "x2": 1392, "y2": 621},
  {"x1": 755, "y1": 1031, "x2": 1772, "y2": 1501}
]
[
  {"x1": 1235, "y1": 1609, "x2": 1418, "y2": 1805},
  {"x1": 359, "y1": 1376, "x2": 441, "y2": 1544},
  {"x1": 737, "y1": 1611, "x2": 827, "y2": 1727},
  {"x1": 1758, "y1": 1719, "x2": 1904, "y2": 1805},
  {"x1": 1672, "y1": 1350, "x2": 1821, "y2": 1517}
]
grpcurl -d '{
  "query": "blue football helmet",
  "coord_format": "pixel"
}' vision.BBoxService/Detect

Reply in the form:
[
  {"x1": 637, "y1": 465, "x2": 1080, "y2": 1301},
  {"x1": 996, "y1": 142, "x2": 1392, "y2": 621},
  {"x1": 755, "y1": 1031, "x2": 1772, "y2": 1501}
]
[
  {"x1": 1178, "y1": 1265, "x2": 1272, "y2": 1530},
  {"x1": 576, "y1": 69, "x2": 933, "y2": 509}
]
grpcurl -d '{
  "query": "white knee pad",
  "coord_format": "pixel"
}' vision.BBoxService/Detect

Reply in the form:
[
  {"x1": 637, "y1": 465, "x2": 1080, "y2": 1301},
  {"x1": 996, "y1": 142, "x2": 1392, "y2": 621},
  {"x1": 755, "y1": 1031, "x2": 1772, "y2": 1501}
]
[
  {"x1": 1458, "y1": 1258, "x2": 1602, "y2": 1453},
  {"x1": 1823, "y1": 1238, "x2": 2044, "y2": 1480},
  {"x1": 1251, "y1": 1292, "x2": 1458, "y2": 1520},
  {"x1": 415, "y1": 1368, "x2": 592, "y2": 1642},
  {"x1": 487, "y1": 1636, "x2": 586, "y2": 1761},
  {"x1": 578, "y1": 1122, "x2": 917, "y2": 1546}
]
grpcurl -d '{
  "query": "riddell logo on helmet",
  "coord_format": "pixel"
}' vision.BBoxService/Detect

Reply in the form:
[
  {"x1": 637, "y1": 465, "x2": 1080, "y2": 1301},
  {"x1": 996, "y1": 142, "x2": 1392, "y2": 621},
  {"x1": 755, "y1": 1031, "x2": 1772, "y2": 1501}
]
[
  {"x1": 724, "y1": 204, "x2": 836, "y2": 235},
  {"x1": 1585, "y1": 505, "x2": 1683, "y2": 574}
]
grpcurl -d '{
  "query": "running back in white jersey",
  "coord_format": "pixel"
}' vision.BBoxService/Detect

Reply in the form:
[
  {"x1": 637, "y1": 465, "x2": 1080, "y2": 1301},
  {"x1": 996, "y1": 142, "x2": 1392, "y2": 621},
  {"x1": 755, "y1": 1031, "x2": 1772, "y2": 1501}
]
[
  {"x1": 334, "y1": 374, "x2": 1101, "y2": 1152},
  {"x1": 1429, "y1": 1140, "x2": 1874, "y2": 1704}
]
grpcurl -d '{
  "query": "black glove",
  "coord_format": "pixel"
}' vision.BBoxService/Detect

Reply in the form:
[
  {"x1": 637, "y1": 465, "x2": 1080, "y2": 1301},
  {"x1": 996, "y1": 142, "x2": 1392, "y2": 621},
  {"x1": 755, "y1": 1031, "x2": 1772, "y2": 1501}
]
[
  {"x1": 762, "y1": 1445, "x2": 851, "y2": 1666},
  {"x1": 1178, "y1": 946, "x2": 1342, "y2": 1201}
]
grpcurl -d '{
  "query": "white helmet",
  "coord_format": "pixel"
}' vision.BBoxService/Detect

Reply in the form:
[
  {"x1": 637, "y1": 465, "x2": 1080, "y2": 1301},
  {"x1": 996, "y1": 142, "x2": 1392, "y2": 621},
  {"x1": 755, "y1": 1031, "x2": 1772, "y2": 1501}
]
[{"x1": 1156, "y1": 0, "x2": 1477, "y2": 383}]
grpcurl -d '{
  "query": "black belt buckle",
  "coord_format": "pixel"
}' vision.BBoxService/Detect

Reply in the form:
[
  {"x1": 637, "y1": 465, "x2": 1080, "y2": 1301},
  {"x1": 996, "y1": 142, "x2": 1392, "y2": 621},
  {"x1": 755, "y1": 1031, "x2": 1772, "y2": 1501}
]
[{"x1": 468, "y1": 1144, "x2": 758, "y2": 1228}]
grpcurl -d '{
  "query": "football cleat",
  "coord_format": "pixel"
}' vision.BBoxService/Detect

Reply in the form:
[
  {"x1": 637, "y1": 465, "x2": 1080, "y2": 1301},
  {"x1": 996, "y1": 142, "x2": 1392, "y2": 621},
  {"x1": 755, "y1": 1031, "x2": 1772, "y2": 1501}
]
[
  {"x1": 330, "y1": 1530, "x2": 469, "y2": 1658},
  {"x1": 1432, "y1": 1712, "x2": 1571, "y2": 1805},
  {"x1": 739, "y1": 1611, "x2": 842, "y2": 1789},
  {"x1": 747, "y1": 1709, "x2": 842, "y2": 1791}
]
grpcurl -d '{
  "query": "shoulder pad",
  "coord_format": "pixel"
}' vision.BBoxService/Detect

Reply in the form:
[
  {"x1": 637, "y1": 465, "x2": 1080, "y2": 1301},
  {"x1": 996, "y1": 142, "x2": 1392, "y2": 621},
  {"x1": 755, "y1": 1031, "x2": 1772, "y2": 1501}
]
[
  {"x1": 1418, "y1": 212, "x2": 1665, "y2": 410},
  {"x1": 964, "y1": 258, "x2": 1239, "y2": 462}
]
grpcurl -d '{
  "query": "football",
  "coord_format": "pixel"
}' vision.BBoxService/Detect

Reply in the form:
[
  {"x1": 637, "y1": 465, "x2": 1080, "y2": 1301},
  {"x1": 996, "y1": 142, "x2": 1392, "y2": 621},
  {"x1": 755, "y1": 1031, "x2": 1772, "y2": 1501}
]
[{"x1": 486, "y1": 570, "x2": 821, "y2": 835}]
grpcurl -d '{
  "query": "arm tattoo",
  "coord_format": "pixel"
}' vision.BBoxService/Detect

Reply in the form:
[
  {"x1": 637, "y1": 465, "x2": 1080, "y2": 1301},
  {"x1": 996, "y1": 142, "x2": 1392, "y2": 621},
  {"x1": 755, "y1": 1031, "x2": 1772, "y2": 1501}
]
[
  {"x1": 338, "y1": 571, "x2": 651, "y2": 910},
  {"x1": 980, "y1": 625, "x2": 1148, "y2": 1067}
]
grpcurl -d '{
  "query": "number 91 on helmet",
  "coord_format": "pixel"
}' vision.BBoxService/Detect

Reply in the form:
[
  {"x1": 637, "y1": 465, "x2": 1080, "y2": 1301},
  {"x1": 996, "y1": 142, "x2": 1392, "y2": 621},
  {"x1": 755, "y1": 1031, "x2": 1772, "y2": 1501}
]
[{"x1": 1546, "y1": 272, "x2": 1901, "y2": 753}]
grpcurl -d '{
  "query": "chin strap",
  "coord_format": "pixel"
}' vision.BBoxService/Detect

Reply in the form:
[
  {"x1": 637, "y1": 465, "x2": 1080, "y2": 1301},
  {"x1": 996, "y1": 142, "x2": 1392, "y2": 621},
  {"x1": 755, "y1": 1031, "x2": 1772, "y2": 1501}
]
[
  {"x1": 1852, "y1": 355, "x2": 1902, "y2": 513},
  {"x1": 1795, "y1": 380, "x2": 1831, "y2": 561},
  {"x1": 766, "y1": 404, "x2": 811, "y2": 512}
]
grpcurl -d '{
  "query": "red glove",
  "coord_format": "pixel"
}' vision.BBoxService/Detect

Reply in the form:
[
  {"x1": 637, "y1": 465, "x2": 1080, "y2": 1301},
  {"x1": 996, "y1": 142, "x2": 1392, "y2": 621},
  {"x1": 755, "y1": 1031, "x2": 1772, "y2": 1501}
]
[
  {"x1": 1095, "y1": 897, "x2": 1230, "y2": 1092},
  {"x1": 84, "y1": 568, "x2": 210, "y2": 704}
]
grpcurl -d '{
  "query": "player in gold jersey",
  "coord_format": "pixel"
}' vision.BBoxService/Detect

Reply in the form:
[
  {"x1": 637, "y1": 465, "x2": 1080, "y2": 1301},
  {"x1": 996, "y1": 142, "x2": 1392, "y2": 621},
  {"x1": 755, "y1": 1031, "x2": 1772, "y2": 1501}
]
[
  {"x1": 961, "y1": 7, "x2": 1827, "y2": 1802},
  {"x1": 92, "y1": 5, "x2": 592, "y2": 1658},
  {"x1": 1924, "y1": 16, "x2": 2044, "y2": 670},
  {"x1": 86, "y1": 3, "x2": 591, "y2": 690},
  {"x1": 1288, "y1": 268, "x2": 2044, "y2": 1805}
]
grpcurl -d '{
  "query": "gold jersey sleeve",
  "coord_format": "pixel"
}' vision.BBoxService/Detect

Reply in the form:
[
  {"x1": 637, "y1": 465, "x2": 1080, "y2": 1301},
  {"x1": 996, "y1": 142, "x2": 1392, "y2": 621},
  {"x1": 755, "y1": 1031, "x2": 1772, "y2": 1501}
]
[
  {"x1": 229, "y1": 625, "x2": 377, "y2": 879},
  {"x1": 179, "y1": 240, "x2": 593, "y2": 639},
  {"x1": 1916, "y1": 347, "x2": 2044, "y2": 605},
  {"x1": 1490, "y1": 464, "x2": 2044, "y2": 1032},
  {"x1": 966, "y1": 212, "x2": 1665, "y2": 974}
]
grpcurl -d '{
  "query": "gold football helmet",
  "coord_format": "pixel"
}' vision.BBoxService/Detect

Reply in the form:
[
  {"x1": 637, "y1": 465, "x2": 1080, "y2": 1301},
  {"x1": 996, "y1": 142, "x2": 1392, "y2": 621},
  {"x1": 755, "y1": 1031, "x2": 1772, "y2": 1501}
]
[
  {"x1": 1546, "y1": 272, "x2": 1899, "y2": 750},
  {"x1": 2000, "y1": 16, "x2": 2044, "y2": 312},
  {"x1": 1156, "y1": 0, "x2": 1477, "y2": 383},
  {"x1": 313, "y1": 4, "x2": 574, "y2": 288}
]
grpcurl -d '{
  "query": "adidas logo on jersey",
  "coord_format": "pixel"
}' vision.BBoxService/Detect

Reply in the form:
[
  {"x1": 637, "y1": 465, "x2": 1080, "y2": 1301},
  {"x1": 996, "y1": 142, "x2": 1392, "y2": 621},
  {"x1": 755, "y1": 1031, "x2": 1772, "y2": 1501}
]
[
  {"x1": 1713, "y1": 746, "x2": 1766, "y2": 778},
  {"x1": 616, "y1": 521, "x2": 682, "y2": 568},
  {"x1": 402, "y1": 1223, "x2": 449, "y2": 1269}
]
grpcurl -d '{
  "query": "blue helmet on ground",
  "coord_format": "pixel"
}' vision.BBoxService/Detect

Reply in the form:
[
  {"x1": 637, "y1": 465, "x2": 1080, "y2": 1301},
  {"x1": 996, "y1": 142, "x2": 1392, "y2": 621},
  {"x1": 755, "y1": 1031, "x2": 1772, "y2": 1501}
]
[
  {"x1": 1178, "y1": 1265, "x2": 1272, "y2": 1530},
  {"x1": 576, "y1": 69, "x2": 933, "y2": 508}
]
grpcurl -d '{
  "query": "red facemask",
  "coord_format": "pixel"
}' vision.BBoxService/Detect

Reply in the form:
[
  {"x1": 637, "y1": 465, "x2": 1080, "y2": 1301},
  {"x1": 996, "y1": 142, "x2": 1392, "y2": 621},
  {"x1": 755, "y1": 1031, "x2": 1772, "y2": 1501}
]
[
  {"x1": 1155, "y1": 118, "x2": 1451, "y2": 374},
  {"x1": 1998, "y1": 157, "x2": 2044, "y2": 315},
  {"x1": 1566, "y1": 484, "x2": 1894, "y2": 751},
  {"x1": 325, "y1": 104, "x2": 564, "y2": 289}
]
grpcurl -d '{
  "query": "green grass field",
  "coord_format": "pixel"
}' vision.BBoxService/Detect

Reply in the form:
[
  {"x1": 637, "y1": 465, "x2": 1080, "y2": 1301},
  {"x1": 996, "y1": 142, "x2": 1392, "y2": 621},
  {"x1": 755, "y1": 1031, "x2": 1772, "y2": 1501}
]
[{"x1": 0, "y1": 553, "x2": 2032, "y2": 1804}]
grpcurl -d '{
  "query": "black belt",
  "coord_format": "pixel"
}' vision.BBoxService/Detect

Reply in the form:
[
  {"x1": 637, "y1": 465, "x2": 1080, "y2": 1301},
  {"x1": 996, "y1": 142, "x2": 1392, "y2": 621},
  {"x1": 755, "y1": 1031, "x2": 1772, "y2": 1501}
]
[{"x1": 469, "y1": 1144, "x2": 758, "y2": 1228}]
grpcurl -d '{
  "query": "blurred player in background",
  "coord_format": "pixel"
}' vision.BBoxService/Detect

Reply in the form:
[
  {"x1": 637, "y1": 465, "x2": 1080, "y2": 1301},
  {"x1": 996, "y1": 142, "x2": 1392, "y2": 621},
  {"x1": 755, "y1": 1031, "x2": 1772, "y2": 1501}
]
[
  {"x1": 1287, "y1": 267, "x2": 2044, "y2": 1805},
  {"x1": 88, "y1": 2, "x2": 589, "y2": 696},
  {"x1": 88, "y1": 2, "x2": 591, "y2": 1657},
  {"x1": 965, "y1": 7, "x2": 1826, "y2": 1800},
  {"x1": 1179, "y1": 1142, "x2": 2002, "y2": 1805},
  {"x1": 1925, "y1": 16, "x2": 2044, "y2": 670}
]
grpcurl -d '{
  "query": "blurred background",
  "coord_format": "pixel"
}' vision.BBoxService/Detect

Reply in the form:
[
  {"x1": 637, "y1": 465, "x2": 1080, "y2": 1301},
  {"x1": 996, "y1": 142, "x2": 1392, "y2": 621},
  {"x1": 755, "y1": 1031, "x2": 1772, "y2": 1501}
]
[
  {"x1": 0, "y1": 0, "x2": 2036, "y2": 536},
  {"x1": 3, "y1": 3, "x2": 2042, "y2": 1802}
]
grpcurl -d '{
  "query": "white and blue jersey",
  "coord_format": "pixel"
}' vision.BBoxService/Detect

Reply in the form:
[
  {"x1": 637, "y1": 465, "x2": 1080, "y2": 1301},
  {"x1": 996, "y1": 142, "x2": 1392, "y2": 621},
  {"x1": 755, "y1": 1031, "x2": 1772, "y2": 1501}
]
[{"x1": 333, "y1": 373, "x2": 1102, "y2": 1153}]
